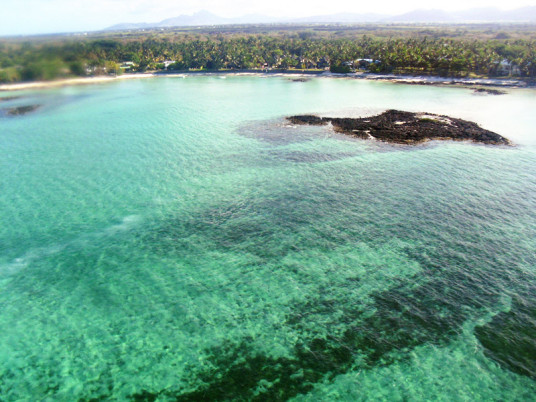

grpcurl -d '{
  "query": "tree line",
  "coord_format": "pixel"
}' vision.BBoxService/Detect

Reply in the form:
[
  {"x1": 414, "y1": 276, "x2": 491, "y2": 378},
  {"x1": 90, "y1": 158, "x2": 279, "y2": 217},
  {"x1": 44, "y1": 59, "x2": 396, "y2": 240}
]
[{"x1": 1, "y1": 32, "x2": 535, "y2": 82}]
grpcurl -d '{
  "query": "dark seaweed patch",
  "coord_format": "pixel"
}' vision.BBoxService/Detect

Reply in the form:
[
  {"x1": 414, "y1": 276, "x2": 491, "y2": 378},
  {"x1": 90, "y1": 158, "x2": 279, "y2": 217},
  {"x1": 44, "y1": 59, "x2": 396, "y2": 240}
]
[
  {"x1": 354, "y1": 280, "x2": 469, "y2": 365},
  {"x1": 130, "y1": 390, "x2": 159, "y2": 401},
  {"x1": 138, "y1": 274, "x2": 481, "y2": 400},
  {"x1": 289, "y1": 78, "x2": 311, "y2": 83},
  {"x1": 268, "y1": 150, "x2": 357, "y2": 163},
  {"x1": 471, "y1": 245, "x2": 536, "y2": 379},
  {"x1": 141, "y1": 194, "x2": 345, "y2": 261},
  {"x1": 125, "y1": 338, "x2": 351, "y2": 401},
  {"x1": 5, "y1": 104, "x2": 40, "y2": 116},
  {"x1": 142, "y1": 271, "x2": 489, "y2": 400},
  {"x1": 236, "y1": 119, "x2": 320, "y2": 145},
  {"x1": 119, "y1": 245, "x2": 534, "y2": 400},
  {"x1": 124, "y1": 179, "x2": 536, "y2": 399},
  {"x1": 475, "y1": 290, "x2": 536, "y2": 379},
  {"x1": 170, "y1": 337, "x2": 353, "y2": 401}
]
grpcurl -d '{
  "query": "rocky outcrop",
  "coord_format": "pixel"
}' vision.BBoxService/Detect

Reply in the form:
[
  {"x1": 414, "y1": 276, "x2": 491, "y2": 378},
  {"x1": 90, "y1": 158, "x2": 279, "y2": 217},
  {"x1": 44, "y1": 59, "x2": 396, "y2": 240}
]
[
  {"x1": 288, "y1": 109, "x2": 510, "y2": 145},
  {"x1": 473, "y1": 87, "x2": 506, "y2": 95}
]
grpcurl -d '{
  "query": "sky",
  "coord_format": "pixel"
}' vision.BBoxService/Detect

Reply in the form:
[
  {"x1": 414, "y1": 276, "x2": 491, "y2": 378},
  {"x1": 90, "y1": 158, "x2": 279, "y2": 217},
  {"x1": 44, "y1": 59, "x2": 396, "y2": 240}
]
[{"x1": 2, "y1": 0, "x2": 536, "y2": 36}]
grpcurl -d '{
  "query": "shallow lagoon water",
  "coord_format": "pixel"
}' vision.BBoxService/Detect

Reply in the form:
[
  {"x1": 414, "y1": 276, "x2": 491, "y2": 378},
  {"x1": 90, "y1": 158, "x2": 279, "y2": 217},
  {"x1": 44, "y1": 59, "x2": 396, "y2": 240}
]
[{"x1": 1, "y1": 76, "x2": 536, "y2": 400}]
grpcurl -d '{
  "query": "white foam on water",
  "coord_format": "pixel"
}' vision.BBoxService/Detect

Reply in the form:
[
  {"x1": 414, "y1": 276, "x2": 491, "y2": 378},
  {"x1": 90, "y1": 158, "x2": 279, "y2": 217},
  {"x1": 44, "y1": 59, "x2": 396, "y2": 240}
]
[
  {"x1": 0, "y1": 244, "x2": 66, "y2": 277},
  {"x1": 0, "y1": 215, "x2": 142, "y2": 277},
  {"x1": 104, "y1": 214, "x2": 142, "y2": 235},
  {"x1": 0, "y1": 258, "x2": 29, "y2": 276}
]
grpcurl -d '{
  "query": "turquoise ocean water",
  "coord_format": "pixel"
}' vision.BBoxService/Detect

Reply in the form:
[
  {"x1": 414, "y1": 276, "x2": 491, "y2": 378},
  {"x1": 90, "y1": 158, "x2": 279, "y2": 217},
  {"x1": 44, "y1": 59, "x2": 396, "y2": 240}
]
[{"x1": 1, "y1": 76, "x2": 536, "y2": 400}]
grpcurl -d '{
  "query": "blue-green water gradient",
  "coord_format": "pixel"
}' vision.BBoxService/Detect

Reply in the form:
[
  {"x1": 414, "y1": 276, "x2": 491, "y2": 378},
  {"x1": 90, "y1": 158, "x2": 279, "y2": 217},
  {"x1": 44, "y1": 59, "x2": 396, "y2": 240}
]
[{"x1": 1, "y1": 76, "x2": 535, "y2": 400}]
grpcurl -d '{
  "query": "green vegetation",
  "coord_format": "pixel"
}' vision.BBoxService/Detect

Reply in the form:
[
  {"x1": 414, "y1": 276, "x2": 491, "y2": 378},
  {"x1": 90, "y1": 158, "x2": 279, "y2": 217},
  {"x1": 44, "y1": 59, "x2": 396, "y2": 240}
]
[{"x1": 1, "y1": 24, "x2": 535, "y2": 83}]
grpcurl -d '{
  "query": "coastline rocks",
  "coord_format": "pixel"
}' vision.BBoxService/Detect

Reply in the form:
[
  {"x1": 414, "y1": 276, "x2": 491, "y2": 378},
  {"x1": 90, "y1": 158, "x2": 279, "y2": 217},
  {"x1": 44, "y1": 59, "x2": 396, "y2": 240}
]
[
  {"x1": 288, "y1": 110, "x2": 509, "y2": 145},
  {"x1": 289, "y1": 115, "x2": 324, "y2": 125},
  {"x1": 473, "y1": 87, "x2": 506, "y2": 95},
  {"x1": 0, "y1": 96, "x2": 21, "y2": 102}
]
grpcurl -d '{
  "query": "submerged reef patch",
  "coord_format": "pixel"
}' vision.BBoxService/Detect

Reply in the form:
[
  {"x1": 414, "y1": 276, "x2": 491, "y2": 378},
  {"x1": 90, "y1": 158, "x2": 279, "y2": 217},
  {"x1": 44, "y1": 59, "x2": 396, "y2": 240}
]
[
  {"x1": 5, "y1": 104, "x2": 40, "y2": 116},
  {"x1": 475, "y1": 280, "x2": 536, "y2": 381}
]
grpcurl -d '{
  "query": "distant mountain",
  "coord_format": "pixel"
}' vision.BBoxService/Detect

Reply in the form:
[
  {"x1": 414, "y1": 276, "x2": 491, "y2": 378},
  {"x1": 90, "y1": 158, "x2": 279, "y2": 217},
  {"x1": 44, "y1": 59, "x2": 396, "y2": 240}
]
[
  {"x1": 159, "y1": 11, "x2": 228, "y2": 27},
  {"x1": 454, "y1": 7, "x2": 504, "y2": 22},
  {"x1": 107, "y1": 10, "x2": 279, "y2": 30},
  {"x1": 291, "y1": 13, "x2": 388, "y2": 23},
  {"x1": 385, "y1": 7, "x2": 536, "y2": 23},
  {"x1": 105, "y1": 7, "x2": 536, "y2": 31},
  {"x1": 107, "y1": 22, "x2": 154, "y2": 30},
  {"x1": 387, "y1": 9, "x2": 455, "y2": 23},
  {"x1": 231, "y1": 14, "x2": 284, "y2": 24},
  {"x1": 453, "y1": 6, "x2": 536, "y2": 22},
  {"x1": 498, "y1": 6, "x2": 536, "y2": 22}
]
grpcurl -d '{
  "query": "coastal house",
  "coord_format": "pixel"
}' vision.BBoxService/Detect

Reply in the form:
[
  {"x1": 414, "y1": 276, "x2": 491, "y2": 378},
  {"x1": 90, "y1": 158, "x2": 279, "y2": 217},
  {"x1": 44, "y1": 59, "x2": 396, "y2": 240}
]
[
  {"x1": 340, "y1": 61, "x2": 356, "y2": 72},
  {"x1": 86, "y1": 65, "x2": 106, "y2": 75},
  {"x1": 120, "y1": 62, "x2": 135, "y2": 72},
  {"x1": 163, "y1": 60, "x2": 176, "y2": 69},
  {"x1": 495, "y1": 59, "x2": 521, "y2": 76},
  {"x1": 355, "y1": 59, "x2": 381, "y2": 70}
]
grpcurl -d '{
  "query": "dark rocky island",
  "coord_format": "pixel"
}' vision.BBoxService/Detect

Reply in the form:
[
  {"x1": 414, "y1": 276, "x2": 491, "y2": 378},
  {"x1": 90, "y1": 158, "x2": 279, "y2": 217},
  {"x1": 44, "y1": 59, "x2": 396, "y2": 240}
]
[{"x1": 288, "y1": 110, "x2": 510, "y2": 145}]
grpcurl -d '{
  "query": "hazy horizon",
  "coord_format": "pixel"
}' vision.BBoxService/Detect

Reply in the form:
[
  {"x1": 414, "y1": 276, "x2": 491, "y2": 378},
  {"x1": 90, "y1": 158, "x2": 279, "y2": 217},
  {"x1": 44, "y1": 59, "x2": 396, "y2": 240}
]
[{"x1": 3, "y1": 1, "x2": 536, "y2": 36}]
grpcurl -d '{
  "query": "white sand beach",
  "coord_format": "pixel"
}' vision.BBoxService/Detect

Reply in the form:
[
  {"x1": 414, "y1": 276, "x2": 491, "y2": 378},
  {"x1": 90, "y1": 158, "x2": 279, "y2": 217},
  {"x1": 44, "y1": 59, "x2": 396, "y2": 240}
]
[{"x1": 0, "y1": 70, "x2": 529, "y2": 92}]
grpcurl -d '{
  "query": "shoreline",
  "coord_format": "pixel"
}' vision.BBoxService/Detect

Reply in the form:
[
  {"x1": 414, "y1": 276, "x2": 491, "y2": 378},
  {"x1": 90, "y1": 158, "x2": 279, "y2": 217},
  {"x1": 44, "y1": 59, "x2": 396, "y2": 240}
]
[{"x1": 0, "y1": 70, "x2": 532, "y2": 92}]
